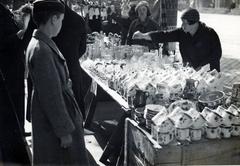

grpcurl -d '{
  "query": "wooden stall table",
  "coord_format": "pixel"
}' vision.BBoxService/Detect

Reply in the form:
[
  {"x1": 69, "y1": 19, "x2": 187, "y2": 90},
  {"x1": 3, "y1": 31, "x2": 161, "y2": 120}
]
[
  {"x1": 124, "y1": 118, "x2": 240, "y2": 166},
  {"x1": 82, "y1": 65, "x2": 130, "y2": 127},
  {"x1": 82, "y1": 65, "x2": 131, "y2": 165}
]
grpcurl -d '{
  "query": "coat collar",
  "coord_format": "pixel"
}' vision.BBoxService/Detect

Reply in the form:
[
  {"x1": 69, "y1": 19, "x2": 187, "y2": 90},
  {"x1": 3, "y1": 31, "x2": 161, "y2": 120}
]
[{"x1": 32, "y1": 29, "x2": 66, "y2": 61}]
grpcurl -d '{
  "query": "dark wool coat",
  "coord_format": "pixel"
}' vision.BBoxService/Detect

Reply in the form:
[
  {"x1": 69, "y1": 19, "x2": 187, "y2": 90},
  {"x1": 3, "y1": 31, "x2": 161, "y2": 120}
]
[
  {"x1": 0, "y1": 4, "x2": 30, "y2": 165},
  {"x1": 0, "y1": 3, "x2": 25, "y2": 129},
  {"x1": 126, "y1": 17, "x2": 160, "y2": 50},
  {"x1": 26, "y1": 30, "x2": 89, "y2": 165},
  {"x1": 150, "y1": 22, "x2": 222, "y2": 71},
  {"x1": 53, "y1": 4, "x2": 89, "y2": 118}
]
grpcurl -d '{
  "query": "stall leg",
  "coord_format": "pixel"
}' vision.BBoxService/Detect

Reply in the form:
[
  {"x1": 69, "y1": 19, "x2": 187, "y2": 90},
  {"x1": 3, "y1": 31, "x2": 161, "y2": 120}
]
[
  {"x1": 99, "y1": 111, "x2": 131, "y2": 165},
  {"x1": 84, "y1": 80, "x2": 98, "y2": 129}
]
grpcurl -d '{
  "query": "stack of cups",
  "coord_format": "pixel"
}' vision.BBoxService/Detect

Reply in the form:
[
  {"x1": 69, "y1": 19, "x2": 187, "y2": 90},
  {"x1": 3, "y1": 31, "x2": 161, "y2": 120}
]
[
  {"x1": 215, "y1": 106, "x2": 235, "y2": 138},
  {"x1": 189, "y1": 108, "x2": 206, "y2": 141},
  {"x1": 231, "y1": 82, "x2": 240, "y2": 107},
  {"x1": 227, "y1": 104, "x2": 240, "y2": 136},
  {"x1": 205, "y1": 109, "x2": 222, "y2": 139}
]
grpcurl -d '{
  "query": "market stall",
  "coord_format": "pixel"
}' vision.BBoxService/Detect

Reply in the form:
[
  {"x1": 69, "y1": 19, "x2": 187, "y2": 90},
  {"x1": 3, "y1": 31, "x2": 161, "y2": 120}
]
[{"x1": 81, "y1": 33, "x2": 240, "y2": 165}]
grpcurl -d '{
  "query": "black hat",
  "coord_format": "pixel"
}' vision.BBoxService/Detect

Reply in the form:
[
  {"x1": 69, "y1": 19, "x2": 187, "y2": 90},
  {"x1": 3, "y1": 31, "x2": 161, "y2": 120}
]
[
  {"x1": 33, "y1": 0, "x2": 65, "y2": 14},
  {"x1": 181, "y1": 8, "x2": 200, "y2": 24}
]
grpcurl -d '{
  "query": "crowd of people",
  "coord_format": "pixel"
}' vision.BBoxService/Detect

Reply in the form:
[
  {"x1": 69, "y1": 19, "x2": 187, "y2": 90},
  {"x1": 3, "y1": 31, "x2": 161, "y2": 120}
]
[{"x1": 0, "y1": 0, "x2": 222, "y2": 165}]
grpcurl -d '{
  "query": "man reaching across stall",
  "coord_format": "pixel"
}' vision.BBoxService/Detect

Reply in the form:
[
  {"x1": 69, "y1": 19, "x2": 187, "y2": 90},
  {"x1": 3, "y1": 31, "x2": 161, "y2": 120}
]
[{"x1": 133, "y1": 8, "x2": 222, "y2": 71}]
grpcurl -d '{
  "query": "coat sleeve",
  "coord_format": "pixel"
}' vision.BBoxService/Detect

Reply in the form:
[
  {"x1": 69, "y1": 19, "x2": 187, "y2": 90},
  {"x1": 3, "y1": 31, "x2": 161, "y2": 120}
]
[
  {"x1": 0, "y1": 13, "x2": 21, "y2": 54},
  {"x1": 149, "y1": 28, "x2": 182, "y2": 43},
  {"x1": 78, "y1": 16, "x2": 87, "y2": 58},
  {"x1": 126, "y1": 20, "x2": 136, "y2": 45},
  {"x1": 208, "y1": 29, "x2": 222, "y2": 71},
  {"x1": 30, "y1": 43, "x2": 75, "y2": 138}
]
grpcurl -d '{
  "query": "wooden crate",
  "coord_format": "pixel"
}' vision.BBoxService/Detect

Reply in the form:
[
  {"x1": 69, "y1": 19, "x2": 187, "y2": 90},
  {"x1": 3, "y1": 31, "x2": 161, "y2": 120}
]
[{"x1": 124, "y1": 118, "x2": 240, "y2": 166}]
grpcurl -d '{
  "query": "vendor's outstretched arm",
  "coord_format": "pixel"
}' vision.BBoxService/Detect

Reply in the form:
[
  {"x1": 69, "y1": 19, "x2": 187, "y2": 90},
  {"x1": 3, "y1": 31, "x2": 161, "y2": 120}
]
[
  {"x1": 132, "y1": 31, "x2": 152, "y2": 41},
  {"x1": 133, "y1": 29, "x2": 182, "y2": 43}
]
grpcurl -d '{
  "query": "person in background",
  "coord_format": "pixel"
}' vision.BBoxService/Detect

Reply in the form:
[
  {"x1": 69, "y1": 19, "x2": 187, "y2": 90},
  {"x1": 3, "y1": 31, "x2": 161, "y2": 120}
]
[
  {"x1": 111, "y1": 2, "x2": 137, "y2": 45},
  {"x1": 102, "y1": 5, "x2": 121, "y2": 35},
  {"x1": 53, "y1": 0, "x2": 88, "y2": 119},
  {"x1": 26, "y1": 0, "x2": 89, "y2": 165},
  {"x1": 229, "y1": 0, "x2": 236, "y2": 12},
  {"x1": 0, "y1": 1, "x2": 31, "y2": 165},
  {"x1": 126, "y1": 1, "x2": 160, "y2": 50},
  {"x1": 0, "y1": 2, "x2": 31, "y2": 133},
  {"x1": 133, "y1": 8, "x2": 222, "y2": 71},
  {"x1": 88, "y1": 2, "x2": 102, "y2": 33}
]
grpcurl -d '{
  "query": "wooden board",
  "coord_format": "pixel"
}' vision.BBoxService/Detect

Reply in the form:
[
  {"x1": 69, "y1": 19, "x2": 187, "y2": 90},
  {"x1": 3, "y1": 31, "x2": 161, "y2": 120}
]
[{"x1": 124, "y1": 119, "x2": 182, "y2": 166}]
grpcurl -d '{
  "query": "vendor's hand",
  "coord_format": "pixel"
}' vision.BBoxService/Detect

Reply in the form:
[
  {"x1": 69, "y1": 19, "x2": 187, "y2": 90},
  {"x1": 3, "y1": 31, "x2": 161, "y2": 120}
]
[
  {"x1": 132, "y1": 31, "x2": 151, "y2": 41},
  {"x1": 132, "y1": 31, "x2": 143, "y2": 39},
  {"x1": 60, "y1": 134, "x2": 72, "y2": 149}
]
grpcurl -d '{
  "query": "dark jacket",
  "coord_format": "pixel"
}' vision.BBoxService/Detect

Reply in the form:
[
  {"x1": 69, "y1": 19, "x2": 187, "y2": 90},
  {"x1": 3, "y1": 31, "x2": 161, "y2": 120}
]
[
  {"x1": 0, "y1": 3, "x2": 30, "y2": 165},
  {"x1": 53, "y1": 4, "x2": 88, "y2": 118},
  {"x1": 112, "y1": 14, "x2": 137, "y2": 45},
  {"x1": 0, "y1": 3, "x2": 25, "y2": 129},
  {"x1": 127, "y1": 17, "x2": 160, "y2": 50},
  {"x1": 26, "y1": 30, "x2": 89, "y2": 165},
  {"x1": 150, "y1": 22, "x2": 222, "y2": 71},
  {"x1": 102, "y1": 12, "x2": 121, "y2": 36}
]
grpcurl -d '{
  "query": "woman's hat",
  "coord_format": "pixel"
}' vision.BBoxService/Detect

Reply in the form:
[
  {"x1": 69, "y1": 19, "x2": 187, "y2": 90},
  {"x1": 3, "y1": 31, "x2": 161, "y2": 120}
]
[
  {"x1": 135, "y1": 1, "x2": 150, "y2": 16},
  {"x1": 33, "y1": 0, "x2": 65, "y2": 13}
]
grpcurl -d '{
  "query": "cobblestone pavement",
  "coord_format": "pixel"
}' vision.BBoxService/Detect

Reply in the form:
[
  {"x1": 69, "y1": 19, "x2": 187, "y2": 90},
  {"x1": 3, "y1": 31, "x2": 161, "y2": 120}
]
[{"x1": 221, "y1": 57, "x2": 240, "y2": 73}]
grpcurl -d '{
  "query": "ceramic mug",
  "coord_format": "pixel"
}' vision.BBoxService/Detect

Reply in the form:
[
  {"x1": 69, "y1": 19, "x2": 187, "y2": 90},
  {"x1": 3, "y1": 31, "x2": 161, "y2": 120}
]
[
  {"x1": 153, "y1": 117, "x2": 175, "y2": 133},
  {"x1": 156, "y1": 83, "x2": 169, "y2": 100},
  {"x1": 220, "y1": 126, "x2": 232, "y2": 138},
  {"x1": 190, "y1": 128, "x2": 202, "y2": 141},
  {"x1": 206, "y1": 111, "x2": 222, "y2": 127},
  {"x1": 231, "y1": 125, "x2": 240, "y2": 136},
  {"x1": 191, "y1": 114, "x2": 206, "y2": 129},
  {"x1": 233, "y1": 116, "x2": 240, "y2": 125},
  {"x1": 197, "y1": 79, "x2": 209, "y2": 94},
  {"x1": 209, "y1": 69, "x2": 220, "y2": 77},
  {"x1": 215, "y1": 105, "x2": 227, "y2": 116},
  {"x1": 205, "y1": 126, "x2": 221, "y2": 139},
  {"x1": 215, "y1": 106, "x2": 235, "y2": 127},
  {"x1": 231, "y1": 82, "x2": 240, "y2": 99},
  {"x1": 157, "y1": 130, "x2": 174, "y2": 145},
  {"x1": 221, "y1": 111, "x2": 235, "y2": 127},
  {"x1": 175, "y1": 113, "x2": 193, "y2": 129},
  {"x1": 185, "y1": 79, "x2": 199, "y2": 91},
  {"x1": 201, "y1": 107, "x2": 213, "y2": 118},
  {"x1": 183, "y1": 79, "x2": 199, "y2": 99},
  {"x1": 175, "y1": 128, "x2": 190, "y2": 141},
  {"x1": 227, "y1": 104, "x2": 240, "y2": 116},
  {"x1": 133, "y1": 90, "x2": 149, "y2": 107}
]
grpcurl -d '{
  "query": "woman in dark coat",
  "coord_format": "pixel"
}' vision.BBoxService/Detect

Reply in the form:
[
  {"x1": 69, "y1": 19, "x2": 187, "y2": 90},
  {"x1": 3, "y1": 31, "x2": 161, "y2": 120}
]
[
  {"x1": 0, "y1": 2, "x2": 26, "y2": 131},
  {"x1": 126, "y1": 1, "x2": 160, "y2": 50},
  {"x1": 0, "y1": 2, "x2": 31, "y2": 165},
  {"x1": 26, "y1": 0, "x2": 89, "y2": 165}
]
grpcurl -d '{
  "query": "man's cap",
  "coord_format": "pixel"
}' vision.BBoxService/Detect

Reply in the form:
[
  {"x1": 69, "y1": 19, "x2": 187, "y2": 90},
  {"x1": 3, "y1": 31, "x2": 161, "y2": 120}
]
[
  {"x1": 181, "y1": 8, "x2": 200, "y2": 24},
  {"x1": 33, "y1": 0, "x2": 65, "y2": 13}
]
